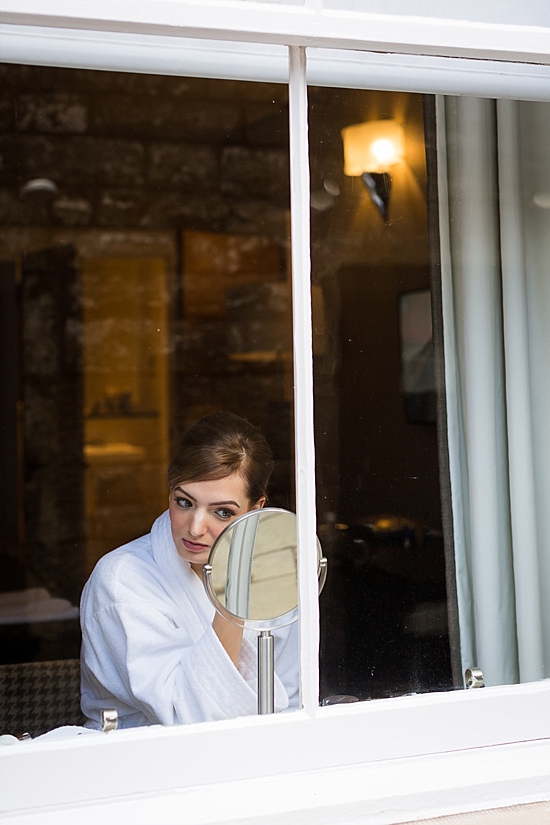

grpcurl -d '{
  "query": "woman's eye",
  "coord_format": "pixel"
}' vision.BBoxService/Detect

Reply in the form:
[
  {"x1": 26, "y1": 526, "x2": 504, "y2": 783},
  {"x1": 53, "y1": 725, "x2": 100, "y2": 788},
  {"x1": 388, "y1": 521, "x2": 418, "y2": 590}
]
[
  {"x1": 215, "y1": 508, "x2": 235, "y2": 520},
  {"x1": 175, "y1": 497, "x2": 192, "y2": 509}
]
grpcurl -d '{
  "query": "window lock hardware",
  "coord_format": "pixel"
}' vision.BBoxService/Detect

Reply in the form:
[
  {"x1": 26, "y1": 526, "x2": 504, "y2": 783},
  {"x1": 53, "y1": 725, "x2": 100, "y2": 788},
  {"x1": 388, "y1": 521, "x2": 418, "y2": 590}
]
[
  {"x1": 465, "y1": 667, "x2": 485, "y2": 688},
  {"x1": 100, "y1": 708, "x2": 118, "y2": 732}
]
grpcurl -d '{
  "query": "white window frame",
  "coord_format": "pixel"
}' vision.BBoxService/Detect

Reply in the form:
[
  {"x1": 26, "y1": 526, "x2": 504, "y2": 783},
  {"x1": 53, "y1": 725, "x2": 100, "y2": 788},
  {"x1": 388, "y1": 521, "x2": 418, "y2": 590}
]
[{"x1": 3, "y1": 4, "x2": 550, "y2": 822}]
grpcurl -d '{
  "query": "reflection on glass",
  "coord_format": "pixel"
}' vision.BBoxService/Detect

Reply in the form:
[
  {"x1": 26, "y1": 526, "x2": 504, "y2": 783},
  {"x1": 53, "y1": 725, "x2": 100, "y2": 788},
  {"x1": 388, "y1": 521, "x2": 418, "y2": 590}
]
[
  {"x1": 82, "y1": 257, "x2": 170, "y2": 570},
  {"x1": 0, "y1": 65, "x2": 292, "y2": 672},
  {"x1": 210, "y1": 509, "x2": 298, "y2": 622},
  {"x1": 399, "y1": 289, "x2": 436, "y2": 424},
  {"x1": 310, "y1": 87, "x2": 453, "y2": 701}
]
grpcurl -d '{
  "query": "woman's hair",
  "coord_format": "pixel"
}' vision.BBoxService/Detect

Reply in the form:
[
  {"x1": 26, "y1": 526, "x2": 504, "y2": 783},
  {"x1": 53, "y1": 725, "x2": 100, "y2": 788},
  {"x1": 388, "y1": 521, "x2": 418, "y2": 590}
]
[{"x1": 168, "y1": 412, "x2": 274, "y2": 504}]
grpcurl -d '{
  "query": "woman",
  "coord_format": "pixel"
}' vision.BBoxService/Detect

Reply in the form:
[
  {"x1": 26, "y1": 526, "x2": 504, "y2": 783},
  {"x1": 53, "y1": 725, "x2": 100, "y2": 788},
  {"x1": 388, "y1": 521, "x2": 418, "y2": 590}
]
[{"x1": 80, "y1": 412, "x2": 299, "y2": 729}]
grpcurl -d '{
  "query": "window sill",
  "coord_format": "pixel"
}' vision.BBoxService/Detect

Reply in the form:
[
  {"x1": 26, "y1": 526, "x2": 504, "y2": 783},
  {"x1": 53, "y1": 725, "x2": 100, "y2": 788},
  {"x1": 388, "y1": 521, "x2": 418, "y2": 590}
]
[
  {"x1": 3, "y1": 728, "x2": 550, "y2": 825},
  {"x1": 3, "y1": 682, "x2": 550, "y2": 819}
]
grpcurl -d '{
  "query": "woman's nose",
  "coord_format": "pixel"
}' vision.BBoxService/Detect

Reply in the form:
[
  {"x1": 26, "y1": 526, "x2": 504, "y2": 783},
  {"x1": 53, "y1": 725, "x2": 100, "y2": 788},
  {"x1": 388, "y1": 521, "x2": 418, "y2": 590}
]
[{"x1": 188, "y1": 511, "x2": 206, "y2": 537}]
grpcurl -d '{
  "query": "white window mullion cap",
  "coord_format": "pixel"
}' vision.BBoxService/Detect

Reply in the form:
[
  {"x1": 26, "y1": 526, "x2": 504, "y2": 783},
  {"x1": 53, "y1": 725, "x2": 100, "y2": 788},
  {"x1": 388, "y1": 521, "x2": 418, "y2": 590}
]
[{"x1": 288, "y1": 44, "x2": 319, "y2": 718}]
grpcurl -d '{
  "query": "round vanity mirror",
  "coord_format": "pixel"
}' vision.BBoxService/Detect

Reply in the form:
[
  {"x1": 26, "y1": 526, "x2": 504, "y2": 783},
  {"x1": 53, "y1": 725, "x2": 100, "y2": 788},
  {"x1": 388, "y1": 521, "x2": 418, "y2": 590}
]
[
  {"x1": 202, "y1": 508, "x2": 327, "y2": 714},
  {"x1": 203, "y1": 507, "x2": 326, "y2": 629}
]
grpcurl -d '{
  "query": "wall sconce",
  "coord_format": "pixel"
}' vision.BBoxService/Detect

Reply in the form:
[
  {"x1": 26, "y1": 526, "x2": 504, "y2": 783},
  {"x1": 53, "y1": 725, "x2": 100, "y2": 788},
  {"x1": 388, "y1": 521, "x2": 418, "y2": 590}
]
[{"x1": 341, "y1": 120, "x2": 404, "y2": 222}]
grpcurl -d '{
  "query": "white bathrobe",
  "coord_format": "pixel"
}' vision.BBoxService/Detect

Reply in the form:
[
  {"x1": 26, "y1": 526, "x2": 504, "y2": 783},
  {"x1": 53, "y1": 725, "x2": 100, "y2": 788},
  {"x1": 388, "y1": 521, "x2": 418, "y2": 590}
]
[{"x1": 80, "y1": 510, "x2": 299, "y2": 729}]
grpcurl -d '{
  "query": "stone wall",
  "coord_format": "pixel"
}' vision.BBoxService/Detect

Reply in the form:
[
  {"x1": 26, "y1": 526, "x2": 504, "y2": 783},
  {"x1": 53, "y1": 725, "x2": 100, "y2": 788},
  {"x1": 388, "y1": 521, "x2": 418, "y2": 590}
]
[{"x1": 0, "y1": 65, "x2": 290, "y2": 238}]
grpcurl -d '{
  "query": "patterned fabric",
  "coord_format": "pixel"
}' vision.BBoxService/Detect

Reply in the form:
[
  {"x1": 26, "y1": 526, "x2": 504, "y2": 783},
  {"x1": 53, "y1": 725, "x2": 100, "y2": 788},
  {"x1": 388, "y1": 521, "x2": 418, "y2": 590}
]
[{"x1": 0, "y1": 659, "x2": 84, "y2": 738}]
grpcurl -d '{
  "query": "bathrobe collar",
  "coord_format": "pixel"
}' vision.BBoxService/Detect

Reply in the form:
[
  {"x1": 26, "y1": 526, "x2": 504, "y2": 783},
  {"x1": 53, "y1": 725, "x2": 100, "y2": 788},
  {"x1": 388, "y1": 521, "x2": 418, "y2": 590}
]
[{"x1": 151, "y1": 509, "x2": 214, "y2": 630}]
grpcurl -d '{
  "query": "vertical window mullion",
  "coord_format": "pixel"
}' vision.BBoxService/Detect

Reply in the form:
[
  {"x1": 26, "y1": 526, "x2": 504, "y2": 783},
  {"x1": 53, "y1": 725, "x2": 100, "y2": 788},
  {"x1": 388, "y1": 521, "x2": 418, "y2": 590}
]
[{"x1": 288, "y1": 45, "x2": 319, "y2": 717}]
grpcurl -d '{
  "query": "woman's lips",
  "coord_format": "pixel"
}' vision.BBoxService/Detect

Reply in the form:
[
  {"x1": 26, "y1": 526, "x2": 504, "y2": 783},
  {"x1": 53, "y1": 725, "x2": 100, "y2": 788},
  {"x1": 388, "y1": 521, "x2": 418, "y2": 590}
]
[{"x1": 181, "y1": 538, "x2": 209, "y2": 553}]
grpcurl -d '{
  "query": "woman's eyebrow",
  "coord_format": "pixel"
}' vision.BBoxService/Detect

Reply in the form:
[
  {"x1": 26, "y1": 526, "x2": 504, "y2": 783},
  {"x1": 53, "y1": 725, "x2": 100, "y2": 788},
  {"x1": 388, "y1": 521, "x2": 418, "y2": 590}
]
[
  {"x1": 174, "y1": 486, "x2": 196, "y2": 500},
  {"x1": 210, "y1": 500, "x2": 240, "y2": 508},
  {"x1": 174, "y1": 487, "x2": 240, "y2": 508}
]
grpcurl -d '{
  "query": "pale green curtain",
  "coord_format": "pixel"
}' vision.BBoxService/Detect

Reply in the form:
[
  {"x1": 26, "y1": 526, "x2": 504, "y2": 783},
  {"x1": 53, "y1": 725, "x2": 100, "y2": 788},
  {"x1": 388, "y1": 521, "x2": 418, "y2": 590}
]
[{"x1": 437, "y1": 95, "x2": 550, "y2": 686}]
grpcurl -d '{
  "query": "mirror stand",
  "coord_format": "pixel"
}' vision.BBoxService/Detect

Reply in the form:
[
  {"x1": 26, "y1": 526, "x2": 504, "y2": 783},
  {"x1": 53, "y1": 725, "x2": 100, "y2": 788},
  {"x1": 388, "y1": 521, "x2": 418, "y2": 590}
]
[
  {"x1": 258, "y1": 630, "x2": 274, "y2": 714},
  {"x1": 203, "y1": 508, "x2": 327, "y2": 717}
]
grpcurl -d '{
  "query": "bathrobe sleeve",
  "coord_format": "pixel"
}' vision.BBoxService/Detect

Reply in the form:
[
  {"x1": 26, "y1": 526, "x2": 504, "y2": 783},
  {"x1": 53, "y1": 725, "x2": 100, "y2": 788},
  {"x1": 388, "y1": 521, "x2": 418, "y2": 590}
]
[{"x1": 81, "y1": 544, "x2": 293, "y2": 728}]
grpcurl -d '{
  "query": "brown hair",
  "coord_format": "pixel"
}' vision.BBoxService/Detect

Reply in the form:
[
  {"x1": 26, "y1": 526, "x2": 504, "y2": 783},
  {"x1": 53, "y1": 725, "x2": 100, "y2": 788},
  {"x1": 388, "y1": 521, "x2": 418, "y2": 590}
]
[{"x1": 168, "y1": 412, "x2": 274, "y2": 504}]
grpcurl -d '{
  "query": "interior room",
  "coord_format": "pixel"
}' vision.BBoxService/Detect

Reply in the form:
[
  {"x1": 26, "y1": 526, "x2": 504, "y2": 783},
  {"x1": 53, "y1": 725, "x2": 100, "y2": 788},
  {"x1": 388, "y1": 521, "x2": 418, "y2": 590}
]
[
  {"x1": 308, "y1": 87, "x2": 453, "y2": 699},
  {"x1": 0, "y1": 64, "x2": 293, "y2": 663},
  {"x1": 0, "y1": 64, "x2": 452, "y2": 701}
]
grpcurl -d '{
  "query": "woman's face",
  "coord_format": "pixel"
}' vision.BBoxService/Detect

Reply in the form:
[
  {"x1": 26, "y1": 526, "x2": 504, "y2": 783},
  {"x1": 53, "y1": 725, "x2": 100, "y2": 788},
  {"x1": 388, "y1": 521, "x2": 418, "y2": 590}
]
[{"x1": 168, "y1": 473, "x2": 265, "y2": 569}]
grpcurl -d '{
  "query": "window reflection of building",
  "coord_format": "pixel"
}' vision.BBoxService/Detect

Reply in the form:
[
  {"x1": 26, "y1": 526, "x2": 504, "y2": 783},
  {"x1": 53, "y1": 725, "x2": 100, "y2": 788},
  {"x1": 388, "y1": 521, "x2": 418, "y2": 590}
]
[
  {"x1": 0, "y1": 69, "x2": 450, "y2": 699},
  {"x1": 0, "y1": 66, "x2": 292, "y2": 664}
]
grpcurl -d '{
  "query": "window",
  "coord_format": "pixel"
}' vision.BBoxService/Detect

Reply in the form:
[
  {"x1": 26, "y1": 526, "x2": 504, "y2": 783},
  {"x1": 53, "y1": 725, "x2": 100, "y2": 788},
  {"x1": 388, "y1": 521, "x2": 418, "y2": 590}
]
[
  {"x1": 437, "y1": 94, "x2": 550, "y2": 687},
  {"x1": 0, "y1": 68, "x2": 293, "y2": 672},
  {"x1": 4, "y1": 5, "x2": 550, "y2": 822},
  {"x1": 309, "y1": 86, "x2": 455, "y2": 700}
]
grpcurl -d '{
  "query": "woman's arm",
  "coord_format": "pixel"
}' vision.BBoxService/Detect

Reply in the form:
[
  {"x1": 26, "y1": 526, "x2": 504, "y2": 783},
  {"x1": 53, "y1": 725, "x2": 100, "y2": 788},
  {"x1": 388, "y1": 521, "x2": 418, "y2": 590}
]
[
  {"x1": 212, "y1": 612, "x2": 243, "y2": 667},
  {"x1": 191, "y1": 562, "x2": 243, "y2": 667}
]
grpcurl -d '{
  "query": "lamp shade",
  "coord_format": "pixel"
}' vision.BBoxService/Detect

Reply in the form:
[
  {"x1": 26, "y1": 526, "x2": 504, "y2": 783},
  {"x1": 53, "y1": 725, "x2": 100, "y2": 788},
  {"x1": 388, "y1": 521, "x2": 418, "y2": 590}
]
[{"x1": 341, "y1": 120, "x2": 404, "y2": 175}]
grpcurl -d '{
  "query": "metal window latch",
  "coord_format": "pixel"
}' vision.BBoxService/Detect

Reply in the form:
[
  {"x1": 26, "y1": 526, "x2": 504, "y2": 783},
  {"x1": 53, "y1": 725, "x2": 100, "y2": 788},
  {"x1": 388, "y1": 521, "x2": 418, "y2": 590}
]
[
  {"x1": 465, "y1": 667, "x2": 485, "y2": 688},
  {"x1": 100, "y1": 708, "x2": 118, "y2": 732}
]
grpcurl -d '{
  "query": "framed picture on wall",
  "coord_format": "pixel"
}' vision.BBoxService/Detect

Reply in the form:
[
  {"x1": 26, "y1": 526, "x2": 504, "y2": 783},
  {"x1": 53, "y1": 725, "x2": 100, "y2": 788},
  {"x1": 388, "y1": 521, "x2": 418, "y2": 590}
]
[{"x1": 399, "y1": 288, "x2": 436, "y2": 424}]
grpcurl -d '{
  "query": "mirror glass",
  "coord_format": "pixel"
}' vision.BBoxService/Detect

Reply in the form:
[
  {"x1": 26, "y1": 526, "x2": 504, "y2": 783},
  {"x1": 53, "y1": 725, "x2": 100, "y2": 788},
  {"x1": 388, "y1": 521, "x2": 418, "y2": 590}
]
[{"x1": 206, "y1": 508, "x2": 302, "y2": 625}]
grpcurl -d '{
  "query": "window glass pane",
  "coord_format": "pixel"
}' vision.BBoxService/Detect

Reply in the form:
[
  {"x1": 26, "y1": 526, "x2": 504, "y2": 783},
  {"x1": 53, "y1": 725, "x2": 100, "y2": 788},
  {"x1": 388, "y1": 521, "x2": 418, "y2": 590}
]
[
  {"x1": 310, "y1": 87, "x2": 455, "y2": 701},
  {"x1": 436, "y1": 96, "x2": 550, "y2": 688},
  {"x1": 311, "y1": 87, "x2": 550, "y2": 702},
  {"x1": 0, "y1": 64, "x2": 296, "y2": 733}
]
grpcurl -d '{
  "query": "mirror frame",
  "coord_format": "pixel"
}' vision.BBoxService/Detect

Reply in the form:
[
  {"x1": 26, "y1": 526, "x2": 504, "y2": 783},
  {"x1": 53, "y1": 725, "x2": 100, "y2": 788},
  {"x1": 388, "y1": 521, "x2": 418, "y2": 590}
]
[{"x1": 203, "y1": 507, "x2": 317, "y2": 632}]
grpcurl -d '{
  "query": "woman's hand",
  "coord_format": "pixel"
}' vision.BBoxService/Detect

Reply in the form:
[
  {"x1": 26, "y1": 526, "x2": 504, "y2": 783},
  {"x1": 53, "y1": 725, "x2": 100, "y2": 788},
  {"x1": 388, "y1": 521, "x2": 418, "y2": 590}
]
[{"x1": 212, "y1": 611, "x2": 243, "y2": 667}]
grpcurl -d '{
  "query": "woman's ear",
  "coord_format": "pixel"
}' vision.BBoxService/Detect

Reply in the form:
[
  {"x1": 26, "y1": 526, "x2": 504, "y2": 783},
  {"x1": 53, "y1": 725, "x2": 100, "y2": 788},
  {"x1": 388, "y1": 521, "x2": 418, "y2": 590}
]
[{"x1": 251, "y1": 496, "x2": 267, "y2": 511}]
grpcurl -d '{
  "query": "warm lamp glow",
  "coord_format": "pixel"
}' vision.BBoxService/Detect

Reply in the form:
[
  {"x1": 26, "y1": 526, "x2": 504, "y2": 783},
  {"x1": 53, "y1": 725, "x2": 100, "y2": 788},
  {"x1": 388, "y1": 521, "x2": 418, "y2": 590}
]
[
  {"x1": 371, "y1": 138, "x2": 399, "y2": 166},
  {"x1": 341, "y1": 120, "x2": 404, "y2": 175}
]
